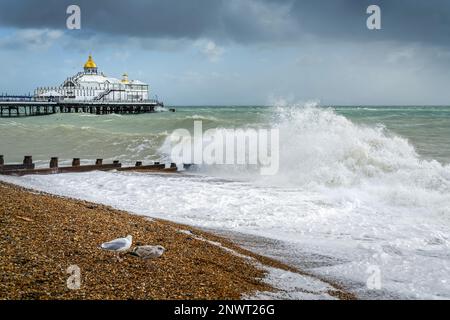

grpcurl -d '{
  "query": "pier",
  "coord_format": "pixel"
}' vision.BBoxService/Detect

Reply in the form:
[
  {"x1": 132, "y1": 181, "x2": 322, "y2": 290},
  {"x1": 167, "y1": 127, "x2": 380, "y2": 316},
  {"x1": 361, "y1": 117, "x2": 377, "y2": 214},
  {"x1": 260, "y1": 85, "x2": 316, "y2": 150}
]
[
  {"x1": 0, "y1": 55, "x2": 168, "y2": 117},
  {"x1": 0, "y1": 155, "x2": 191, "y2": 176},
  {"x1": 0, "y1": 100, "x2": 164, "y2": 117}
]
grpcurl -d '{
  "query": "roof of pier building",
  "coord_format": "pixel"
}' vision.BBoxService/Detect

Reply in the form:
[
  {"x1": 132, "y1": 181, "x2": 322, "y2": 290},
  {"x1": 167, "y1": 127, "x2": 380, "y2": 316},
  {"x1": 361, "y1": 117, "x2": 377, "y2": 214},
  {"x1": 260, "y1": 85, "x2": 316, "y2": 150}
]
[
  {"x1": 84, "y1": 55, "x2": 97, "y2": 69},
  {"x1": 64, "y1": 55, "x2": 148, "y2": 87}
]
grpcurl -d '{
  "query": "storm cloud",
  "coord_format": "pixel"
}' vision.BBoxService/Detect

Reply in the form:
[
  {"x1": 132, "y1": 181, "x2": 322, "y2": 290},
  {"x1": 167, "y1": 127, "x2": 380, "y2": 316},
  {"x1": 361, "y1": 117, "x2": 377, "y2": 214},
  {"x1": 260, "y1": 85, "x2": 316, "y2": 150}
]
[
  {"x1": 0, "y1": 0, "x2": 449, "y2": 47},
  {"x1": 1, "y1": 0, "x2": 450, "y2": 105}
]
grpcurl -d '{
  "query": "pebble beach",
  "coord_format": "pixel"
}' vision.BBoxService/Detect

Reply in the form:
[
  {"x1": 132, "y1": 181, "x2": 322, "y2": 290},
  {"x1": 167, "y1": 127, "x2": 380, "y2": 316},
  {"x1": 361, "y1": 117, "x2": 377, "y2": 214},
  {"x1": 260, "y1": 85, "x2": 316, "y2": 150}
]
[{"x1": 0, "y1": 181, "x2": 355, "y2": 300}]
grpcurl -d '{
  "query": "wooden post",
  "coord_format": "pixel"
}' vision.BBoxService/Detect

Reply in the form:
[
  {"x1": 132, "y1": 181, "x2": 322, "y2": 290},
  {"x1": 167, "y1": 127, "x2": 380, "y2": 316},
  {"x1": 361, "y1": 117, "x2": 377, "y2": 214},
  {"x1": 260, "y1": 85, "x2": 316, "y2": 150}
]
[
  {"x1": 183, "y1": 163, "x2": 192, "y2": 170},
  {"x1": 96, "y1": 159, "x2": 103, "y2": 166},
  {"x1": 23, "y1": 156, "x2": 33, "y2": 168},
  {"x1": 135, "y1": 161, "x2": 142, "y2": 167},
  {"x1": 72, "y1": 158, "x2": 80, "y2": 166},
  {"x1": 50, "y1": 157, "x2": 58, "y2": 168},
  {"x1": 0, "y1": 155, "x2": 4, "y2": 166}
]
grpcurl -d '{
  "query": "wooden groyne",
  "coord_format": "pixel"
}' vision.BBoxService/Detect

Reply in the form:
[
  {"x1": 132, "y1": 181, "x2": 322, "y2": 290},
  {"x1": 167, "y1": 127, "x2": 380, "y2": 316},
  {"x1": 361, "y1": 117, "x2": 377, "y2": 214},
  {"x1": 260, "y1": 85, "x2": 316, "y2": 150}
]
[
  {"x1": 0, "y1": 100, "x2": 165, "y2": 117},
  {"x1": 0, "y1": 155, "x2": 189, "y2": 176}
]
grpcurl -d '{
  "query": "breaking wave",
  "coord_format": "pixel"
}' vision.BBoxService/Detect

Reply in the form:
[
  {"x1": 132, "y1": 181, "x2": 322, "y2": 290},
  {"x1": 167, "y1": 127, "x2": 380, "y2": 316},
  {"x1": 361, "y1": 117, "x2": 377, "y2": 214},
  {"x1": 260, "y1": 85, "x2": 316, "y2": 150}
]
[{"x1": 179, "y1": 103, "x2": 450, "y2": 218}]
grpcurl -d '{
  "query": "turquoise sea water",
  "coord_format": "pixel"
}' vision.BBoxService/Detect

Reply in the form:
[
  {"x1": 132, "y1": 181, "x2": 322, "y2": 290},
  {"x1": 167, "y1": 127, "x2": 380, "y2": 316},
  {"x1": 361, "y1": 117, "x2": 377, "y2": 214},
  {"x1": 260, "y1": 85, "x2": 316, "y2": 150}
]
[
  {"x1": 1, "y1": 105, "x2": 449, "y2": 164},
  {"x1": 336, "y1": 106, "x2": 450, "y2": 164}
]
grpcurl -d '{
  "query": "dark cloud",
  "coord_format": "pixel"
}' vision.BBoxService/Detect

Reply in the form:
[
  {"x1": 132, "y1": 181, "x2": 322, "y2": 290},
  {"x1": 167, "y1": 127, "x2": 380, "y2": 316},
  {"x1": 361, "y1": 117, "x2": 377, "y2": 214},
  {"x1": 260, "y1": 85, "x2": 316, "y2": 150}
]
[
  {"x1": 0, "y1": 0, "x2": 223, "y2": 39},
  {"x1": 289, "y1": 0, "x2": 450, "y2": 45},
  {"x1": 0, "y1": 0, "x2": 450, "y2": 46}
]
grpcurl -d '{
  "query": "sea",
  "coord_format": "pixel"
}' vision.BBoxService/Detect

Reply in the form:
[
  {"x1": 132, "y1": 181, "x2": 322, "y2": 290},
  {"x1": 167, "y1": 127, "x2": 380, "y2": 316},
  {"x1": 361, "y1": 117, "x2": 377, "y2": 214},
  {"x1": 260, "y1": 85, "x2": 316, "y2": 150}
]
[{"x1": 1, "y1": 103, "x2": 449, "y2": 299}]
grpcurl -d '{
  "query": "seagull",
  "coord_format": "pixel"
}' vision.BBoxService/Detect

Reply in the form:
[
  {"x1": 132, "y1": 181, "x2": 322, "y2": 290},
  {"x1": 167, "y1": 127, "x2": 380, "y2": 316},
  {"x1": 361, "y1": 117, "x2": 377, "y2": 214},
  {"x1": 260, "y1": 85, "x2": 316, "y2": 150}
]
[
  {"x1": 100, "y1": 235, "x2": 133, "y2": 261},
  {"x1": 129, "y1": 245, "x2": 165, "y2": 259}
]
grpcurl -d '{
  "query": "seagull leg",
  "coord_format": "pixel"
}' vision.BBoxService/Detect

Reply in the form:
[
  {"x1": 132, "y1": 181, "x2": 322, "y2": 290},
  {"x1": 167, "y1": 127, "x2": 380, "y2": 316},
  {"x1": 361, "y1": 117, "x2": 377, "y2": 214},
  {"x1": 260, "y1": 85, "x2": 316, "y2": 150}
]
[{"x1": 114, "y1": 253, "x2": 125, "y2": 262}]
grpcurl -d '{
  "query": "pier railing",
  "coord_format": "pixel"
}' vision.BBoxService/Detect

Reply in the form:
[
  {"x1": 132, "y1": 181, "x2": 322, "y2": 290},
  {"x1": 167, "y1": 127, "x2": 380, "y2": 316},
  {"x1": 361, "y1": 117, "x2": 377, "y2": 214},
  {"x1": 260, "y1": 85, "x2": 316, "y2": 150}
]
[{"x1": 0, "y1": 94, "x2": 33, "y2": 102}]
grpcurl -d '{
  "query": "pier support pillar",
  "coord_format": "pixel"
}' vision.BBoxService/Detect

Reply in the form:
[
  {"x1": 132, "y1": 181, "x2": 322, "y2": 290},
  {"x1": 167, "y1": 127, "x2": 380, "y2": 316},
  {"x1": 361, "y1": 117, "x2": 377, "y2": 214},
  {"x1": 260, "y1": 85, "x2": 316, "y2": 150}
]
[
  {"x1": 135, "y1": 161, "x2": 142, "y2": 167},
  {"x1": 0, "y1": 155, "x2": 4, "y2": 166},
  {"x1": 96, "y1": 159, "x2": 103, "y2": 166}
]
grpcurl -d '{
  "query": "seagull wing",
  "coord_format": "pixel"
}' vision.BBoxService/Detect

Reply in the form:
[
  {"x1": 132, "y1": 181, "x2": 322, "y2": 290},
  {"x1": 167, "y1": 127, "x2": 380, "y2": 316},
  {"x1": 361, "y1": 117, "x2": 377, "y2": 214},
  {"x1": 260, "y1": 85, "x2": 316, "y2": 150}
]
[
  {"x1": 101, "y1": 238, "x2": 129, "y2": 251},
  {"x1": 137, "y1": 246, "x2": 161, "y2": 258}
]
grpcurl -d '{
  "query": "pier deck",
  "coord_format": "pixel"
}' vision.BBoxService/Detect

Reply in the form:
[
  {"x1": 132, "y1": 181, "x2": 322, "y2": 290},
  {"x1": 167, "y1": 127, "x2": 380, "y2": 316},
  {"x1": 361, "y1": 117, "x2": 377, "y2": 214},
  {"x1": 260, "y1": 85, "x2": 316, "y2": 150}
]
[{"x1": 0, "y1": 100, "x2": 164, "y2": 117}]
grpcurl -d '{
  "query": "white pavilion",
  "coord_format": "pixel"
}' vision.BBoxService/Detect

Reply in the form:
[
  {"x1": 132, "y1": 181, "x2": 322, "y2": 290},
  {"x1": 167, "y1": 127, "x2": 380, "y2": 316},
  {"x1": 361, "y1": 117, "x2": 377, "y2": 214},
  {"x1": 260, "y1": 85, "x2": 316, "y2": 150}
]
[{"x1": 34, "y1": 55, "x2": 149, "y2": 102}]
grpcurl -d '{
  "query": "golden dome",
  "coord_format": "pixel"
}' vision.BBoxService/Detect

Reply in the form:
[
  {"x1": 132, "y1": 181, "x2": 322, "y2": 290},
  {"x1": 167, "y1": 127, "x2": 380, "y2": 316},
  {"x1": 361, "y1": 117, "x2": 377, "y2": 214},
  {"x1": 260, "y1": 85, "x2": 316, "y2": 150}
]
[
  {"x1": 84, "y1": 55, "x2": 97, "y2": 69},
  {"x1": 121, "y1": 73, "x2": 129, "y2": 83}
]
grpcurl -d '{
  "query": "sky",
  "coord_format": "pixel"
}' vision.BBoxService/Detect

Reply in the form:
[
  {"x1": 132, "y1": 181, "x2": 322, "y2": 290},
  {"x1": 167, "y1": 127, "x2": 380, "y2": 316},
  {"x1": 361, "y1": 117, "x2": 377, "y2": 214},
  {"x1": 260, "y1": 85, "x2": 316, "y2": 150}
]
[{"x1": 0, "y1": 0, "x2": 450, "y2": 105}]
